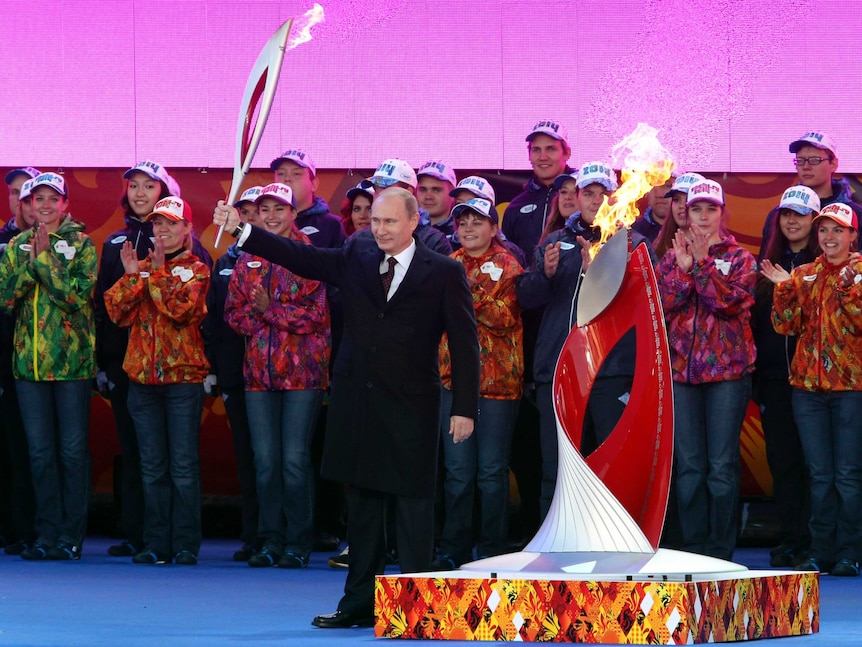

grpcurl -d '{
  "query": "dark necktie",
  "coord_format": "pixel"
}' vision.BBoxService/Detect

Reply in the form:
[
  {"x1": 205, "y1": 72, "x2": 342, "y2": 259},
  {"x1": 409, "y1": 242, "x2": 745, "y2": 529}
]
[{"x1": 381, "y1": 256, "x2": 397, "y2": 298}]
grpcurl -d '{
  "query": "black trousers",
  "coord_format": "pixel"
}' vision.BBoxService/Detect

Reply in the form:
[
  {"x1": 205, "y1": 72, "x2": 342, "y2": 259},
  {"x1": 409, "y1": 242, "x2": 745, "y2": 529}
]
[
  {"x1": 0, "y1": 380, "x2": 36, "y2": 543},
  {"x1": 222, "y1": 386, "x2": 259, "y2": 546},
  {"x1": 337, "y1": 486, "x2": 433, "y2": 616}
]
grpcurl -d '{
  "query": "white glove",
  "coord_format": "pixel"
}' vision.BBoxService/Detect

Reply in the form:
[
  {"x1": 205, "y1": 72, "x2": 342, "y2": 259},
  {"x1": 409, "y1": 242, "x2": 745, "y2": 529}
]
[
  {"x1": 95, "y1": 370, "x2": 115, "y2": 395},
  {"x1": 204, "y1": 374, "x2": 218, "y2": 396}
]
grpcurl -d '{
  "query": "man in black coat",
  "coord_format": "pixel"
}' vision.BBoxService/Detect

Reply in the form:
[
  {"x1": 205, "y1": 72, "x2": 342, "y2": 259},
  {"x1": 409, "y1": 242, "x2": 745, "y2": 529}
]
[{"x1": 213, "y1": 188, "x2": 480, "y2": 628}]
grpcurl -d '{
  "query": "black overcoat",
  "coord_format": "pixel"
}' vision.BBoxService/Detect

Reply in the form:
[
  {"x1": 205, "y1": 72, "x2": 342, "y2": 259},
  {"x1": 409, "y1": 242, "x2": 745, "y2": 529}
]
[{"x1": 240, "y1": 227, "x2": 480, "y2": 498}]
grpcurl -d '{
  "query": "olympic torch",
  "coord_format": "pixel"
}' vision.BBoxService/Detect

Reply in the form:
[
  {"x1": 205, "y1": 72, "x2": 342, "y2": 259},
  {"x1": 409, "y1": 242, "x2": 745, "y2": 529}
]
[{"x1": 214, "y1": 4, "x2": 325, "y2": 247}]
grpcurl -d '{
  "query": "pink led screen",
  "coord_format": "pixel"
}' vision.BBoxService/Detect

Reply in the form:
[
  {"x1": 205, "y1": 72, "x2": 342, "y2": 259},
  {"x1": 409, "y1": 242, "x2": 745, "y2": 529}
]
[{"x1": 1, "y1": 0, "x2": 860, "y2": 173}]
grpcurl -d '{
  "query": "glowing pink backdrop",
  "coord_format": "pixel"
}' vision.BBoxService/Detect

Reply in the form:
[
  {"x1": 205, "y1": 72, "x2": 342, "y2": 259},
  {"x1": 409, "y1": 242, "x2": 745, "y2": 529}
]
[{"x1": 2, "y1": 0, "x2": 859, "y2": 173}]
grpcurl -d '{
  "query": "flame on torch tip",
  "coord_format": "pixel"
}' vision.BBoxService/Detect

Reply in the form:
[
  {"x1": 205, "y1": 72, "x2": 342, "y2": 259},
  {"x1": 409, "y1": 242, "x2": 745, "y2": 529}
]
[
  {"x1": 589, "y1": 123, "x2": 675, "y2": 257},
  {"x1": 288, "y1": 3, "x2": 325, "y2": 50}
]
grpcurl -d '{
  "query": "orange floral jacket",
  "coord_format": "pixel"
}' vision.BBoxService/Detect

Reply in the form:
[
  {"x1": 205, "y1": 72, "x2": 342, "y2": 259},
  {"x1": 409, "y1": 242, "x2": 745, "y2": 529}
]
[
  {"x1": 772, "y1": 255, "x2": 862, "y2": 392},
  {"x1": 104, "y1": 251, "x2": 210, "y2": 384},
  {"x1": 440, "y1": 242, "x2": 523, "y2": 400}
]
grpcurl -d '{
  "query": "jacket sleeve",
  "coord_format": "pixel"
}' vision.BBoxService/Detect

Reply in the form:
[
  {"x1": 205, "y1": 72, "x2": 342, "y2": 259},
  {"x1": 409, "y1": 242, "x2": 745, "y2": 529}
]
[
  {"x1": 241, "y1": 225, "x2": 346, "y2": 285},
  {"x1": 691, "y1": 247, "x2": 756, "y2": 317},
  {"x1": 0, "y1": 238, "x2": 36, "y2": 314},
  {"x1": 104, "y1": 272, "x2": 148, "y2": 328},
  {"x1": 443, "y1": 261, "x2": 480, "y2": 420},
  {"x1": 770, "y1": 274, "x2": 801, "y2": 336},
  {"x1": 515, "y1": 243, "x2": 554, "y2": 309},
  {"x1": 147, "y1": 262, "x2": 209, "y2": 327},
  {"x1": 834, "y1": 260, "x2": 862, "y2": 325},
  {"x1": 31, "y1": 236, "x2": 97, "y2": 313},
  {"x1": 658, "y1": 250, "x2": 696, "y2": 315},
  {"x1": 224, "y1": 262, "x2": 261, "y2": 338}
]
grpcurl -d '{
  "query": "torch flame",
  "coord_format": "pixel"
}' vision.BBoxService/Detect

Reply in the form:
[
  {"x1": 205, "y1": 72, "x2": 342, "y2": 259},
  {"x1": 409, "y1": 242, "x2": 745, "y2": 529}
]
[
  {"x1": 288, "y1": 3, "x2": 325, "y2": 50},
  {"x1": 589, "y1": 123, "x2": 675, "y2": 257}
]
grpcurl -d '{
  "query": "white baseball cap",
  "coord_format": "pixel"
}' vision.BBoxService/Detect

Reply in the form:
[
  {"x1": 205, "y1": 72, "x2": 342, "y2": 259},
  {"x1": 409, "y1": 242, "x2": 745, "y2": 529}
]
[
  {"x1": 451, "y1": 198, "x2": 497, "y2": 224},
  {"x1": 30, "y1": 172, "x2": 67, "y2": 197},
  {"x1": 346, "y1": 182, "x2": 375, "y2": 201},
  {"x1": 255, "y1": 183, "x2": 296, "y2": 207},
  {"x1": 789, "y1": 132, "x2": 837, "y2": 157},
  {"x1": 686, "y1": 179, "x2": 725, "y2": 206},
  {"x1": 664, "y1": 172, "x2": 705, "y2": 198},
  {"x1": 526, "y1": 119, "x2": 568, "y2": 144},
  {"x1": 576, "y1": 162, "x2": 617, "y2": 192},
  {"x1": 449, "y1": 176, "x2": 496, "y2": 204},
  {"x1": 270, "y1": 148, "x2": 316, "y2": 177},
  {"x1": 146, "y1": 196, "x2": 191, "y2": 223},
  {"x1": 234, "y1": 186, "x2": 264, "y2": 207},
  {"x1": 814, "y1": 202, "x2": 857, "y2": 231},
  {"x1": 416, "y1": 160, "x2": 457, "y2": 186},
  {"x1": 778, "y1": 186, "x2": 820, "y2": 216},
  {"x1": 124, "y1": 160, "x2": 172, "y2": 187},
  {"x1": 368, "y1": 159, "x2": 417, "y2": 189}
]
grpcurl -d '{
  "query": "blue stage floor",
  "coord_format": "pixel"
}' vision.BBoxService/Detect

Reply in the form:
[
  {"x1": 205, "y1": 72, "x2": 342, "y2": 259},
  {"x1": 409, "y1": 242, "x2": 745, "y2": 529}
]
[{"x1": 0, "y1": 539, "x2": 857, "y2": 646}]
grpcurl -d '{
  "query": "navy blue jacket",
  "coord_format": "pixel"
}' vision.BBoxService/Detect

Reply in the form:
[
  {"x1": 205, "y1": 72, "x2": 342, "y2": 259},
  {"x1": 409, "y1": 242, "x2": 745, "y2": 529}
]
[
  {"x1": 631, "y1": 207, "x2": 662, "y2": 243},
  {"x1": 202, "y1": 246, "x2": 246, "y2": 390},
  {"x1": 295, "y1": 197, "x2": 346, "y2": 249},
  {"x1": 502, "y1": 171, "x2": 572, "y2": 261}
]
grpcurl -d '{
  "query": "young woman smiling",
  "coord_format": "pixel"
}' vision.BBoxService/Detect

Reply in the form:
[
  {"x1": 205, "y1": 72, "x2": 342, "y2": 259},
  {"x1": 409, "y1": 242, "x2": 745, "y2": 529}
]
[
  {"x1": 434, "y1": 197, "x2": 523, "y2": 569},
  {"x1": 657, "y1": 178, "x2": 757, "y2": 561},
  {"x1": 0, "y1": 173, "x2": 97, "y2": 561},
  {"x1": 753, "y1": 186, "x2": 821, "y2": 568},
  {"x1": 762, "y1": 201, "x2": 862, "y2": 577},
  {"x1": 104, "y1": 196, "x2": 210, "y2": 566},
  {"x1": 225, "y1": 183, "x2": 330, "y2": 569}
]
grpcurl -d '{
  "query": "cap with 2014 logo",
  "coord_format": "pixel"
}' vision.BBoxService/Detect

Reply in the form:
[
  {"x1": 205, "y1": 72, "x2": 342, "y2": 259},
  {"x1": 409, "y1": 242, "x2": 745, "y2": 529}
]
[
  {"x1": 368, "y1": 159, "x2": 417, "y2": 189},
  {"x1": 4, "y1": 166, "x2": 41, "y2": 185},
  {"x1": 234, "y1": 186, "x2": 264, "y2": 207},
  {"x1": 450, "y1": 176, "x2": 496, "y2": 204},
  {"x1": 416, "y1": 160, "x2": 457, "y2": 186},
  {"x1": 789, "y1": 131, "x2": 837, "y2": 157},
  {"x1": 124, "y1": 160, "x2": 172, "y2": 187},
  {"x1": 526, "y1": 119, "x2": 568, "y2": 144},
  {"x1": 576, "y1": 161, "x2": 618, "y2": 192},
  {"x1": 664, "y1": 172, "x2": 705, "y2": 198},
  {"x1": 146, "y1": 196, "x2": 192, "y2": 223},
  {"x1": 779, "y1": 186, "x2": 820, "y2": 216},
  {"x1": 269, "y1": 148, "x2": 316, "y2": 177}
]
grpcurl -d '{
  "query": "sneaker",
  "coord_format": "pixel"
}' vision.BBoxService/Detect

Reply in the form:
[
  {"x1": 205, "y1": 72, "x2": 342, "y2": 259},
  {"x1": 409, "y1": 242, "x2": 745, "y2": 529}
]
[
  {"x1": 430, "y1": 554, "x2": 460, "y2": 571},
  {"x1": 174, "y1": 550, "x2": 198, "y2": 566},
  {"x1": 21, "y1": 540, "x2": 52, "y2": 561},
  {"x1": 248, "y1": 546, "x2": 282, "y2": 567},
  {"x1": 278, "y1": 550, "x2": 309, "y2": 569},
  {"x1": 47, "y1": 540, "x2": 81, "y2": 560},
  {"x1": 232, "y1": 543, "x2": 256, "y2": 562},
  {"x1": 328, "y1": 546, "x2": 349, "y2": 569},
  {"x1": 108, "y1": 540, "x2": 140, "y2": 557},
  {"x1": 4, "y1": 540, "x2": 30, "y2": 556},
  {"x1": 831, "y1": 558, "x2": 860, "y2": 577},
  {"x1": 133, "y1": 548, "x2": 170, "y2": 565}
]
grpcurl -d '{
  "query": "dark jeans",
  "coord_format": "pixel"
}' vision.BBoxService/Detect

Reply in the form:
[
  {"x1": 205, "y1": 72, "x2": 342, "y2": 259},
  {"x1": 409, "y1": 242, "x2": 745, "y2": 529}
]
[
  {"x1": 245, "y1": 389, "x2": 323, "y2": 556},
  {"x1": 0, "y1": 380, "x2": 36, "y2": 543},
  {"x1": 106, "y1": 371, "x2": 144, "y2": 546},
  {"x1": 16, "y1": 379, "x2": 91, "y2": 546},
  {"x1": 222, "y1": 386, "x2": 259, "y2": 546},
  {"x1": 438, "y1": 389, "x2": 519, "y2": 562},
  {"x1": 673, "y1": 376, "x2": 751, "y2": 560},
  {"x1": 128, "y1": 382, "x2": 204, "y2": 556},
  {"x1": 756, "y1": 378, "x2": 810, "y2": 552},
  {"x1": 792, "y1": 388, "x2": 862, "y2": 563}
]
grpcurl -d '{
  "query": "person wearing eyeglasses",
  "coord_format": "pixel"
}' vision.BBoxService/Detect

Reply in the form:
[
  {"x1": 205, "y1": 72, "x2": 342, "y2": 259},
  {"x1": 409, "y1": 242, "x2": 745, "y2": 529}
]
[{"x1": 759, "y1": 132, "x2": 862, "y2": 258}]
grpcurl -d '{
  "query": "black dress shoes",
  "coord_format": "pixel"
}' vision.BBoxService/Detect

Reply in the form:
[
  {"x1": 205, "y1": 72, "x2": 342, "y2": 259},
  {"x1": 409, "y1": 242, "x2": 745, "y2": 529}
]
[{"x1": 312, "y1": 610, "x2": 375, "y2": 628}]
